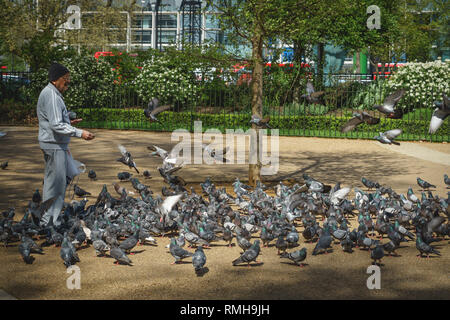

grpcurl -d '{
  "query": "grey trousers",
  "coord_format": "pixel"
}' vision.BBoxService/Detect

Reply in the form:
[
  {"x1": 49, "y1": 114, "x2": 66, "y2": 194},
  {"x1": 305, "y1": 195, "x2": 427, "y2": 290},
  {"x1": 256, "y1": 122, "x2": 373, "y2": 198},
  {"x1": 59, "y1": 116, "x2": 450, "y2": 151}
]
[{"x1": 40, "y1": 149, "x2": 71, "y2": 227}]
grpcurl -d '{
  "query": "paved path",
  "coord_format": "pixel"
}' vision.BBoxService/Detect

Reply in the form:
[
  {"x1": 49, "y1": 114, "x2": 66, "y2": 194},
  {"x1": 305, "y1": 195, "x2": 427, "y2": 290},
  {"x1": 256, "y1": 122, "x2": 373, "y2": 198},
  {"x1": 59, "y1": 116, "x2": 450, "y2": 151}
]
[{"x1": 377, "y1": 142, "x2": 450, "y2": 166}]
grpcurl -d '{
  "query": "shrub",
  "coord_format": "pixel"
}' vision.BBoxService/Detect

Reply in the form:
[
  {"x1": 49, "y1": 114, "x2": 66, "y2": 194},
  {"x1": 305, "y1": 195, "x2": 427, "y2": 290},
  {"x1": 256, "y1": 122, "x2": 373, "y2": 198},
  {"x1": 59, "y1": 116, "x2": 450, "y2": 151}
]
[
  {"x1": 387, "y1": 61, "x2": 450, "y2": 109},
  {"x1": 133, "y1": 55, "x2": 200, "y2": 106}
]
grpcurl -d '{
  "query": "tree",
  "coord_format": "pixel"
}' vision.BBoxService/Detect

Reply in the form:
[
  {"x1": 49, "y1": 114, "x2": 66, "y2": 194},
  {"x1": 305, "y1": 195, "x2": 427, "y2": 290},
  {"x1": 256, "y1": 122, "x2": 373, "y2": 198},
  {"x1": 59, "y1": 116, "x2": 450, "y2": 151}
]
[
  {"x1": 207, "y1": 0, "x2": 309, "y2": 186},
  {"x1": 0, "y1": 0, "x2": 134, "y2": 70}
]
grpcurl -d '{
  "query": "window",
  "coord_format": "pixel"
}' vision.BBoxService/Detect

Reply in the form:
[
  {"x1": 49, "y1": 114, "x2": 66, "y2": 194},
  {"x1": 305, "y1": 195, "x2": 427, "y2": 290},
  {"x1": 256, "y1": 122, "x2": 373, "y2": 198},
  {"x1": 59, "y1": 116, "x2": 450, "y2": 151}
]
[{"x1": 132, "y1": 30, "x2": 152, "y2": 44}]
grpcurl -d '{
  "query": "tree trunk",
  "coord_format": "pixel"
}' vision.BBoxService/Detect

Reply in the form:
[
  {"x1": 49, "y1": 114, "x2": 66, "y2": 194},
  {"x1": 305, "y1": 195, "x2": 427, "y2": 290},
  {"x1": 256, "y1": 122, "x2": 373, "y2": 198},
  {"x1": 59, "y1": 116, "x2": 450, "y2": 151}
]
[
  {"x1": 316, "y1": 42, "x2": 325, "y2": 90},
  {"x1": 248, "y1": 28, "x2": 264, "y2": 186},
  {"x1": 293, "y1": 40, "x2": 305, "y2": 103}
]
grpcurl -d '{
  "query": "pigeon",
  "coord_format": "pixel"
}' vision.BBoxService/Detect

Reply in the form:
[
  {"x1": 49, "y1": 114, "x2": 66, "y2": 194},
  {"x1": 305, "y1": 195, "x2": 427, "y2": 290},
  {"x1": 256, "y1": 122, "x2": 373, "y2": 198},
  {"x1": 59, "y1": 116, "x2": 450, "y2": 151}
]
[
  {"x1": 416, "y1": 234, "x2": 440, "y2": 258},
  {"x1": 275, "y1": 235, "x2": 288, "y2": 255},
  {"x1": 341, "y1": 112, "x2": 380, "y2": 133},
  {"x1": 340, "y1": 234, "x2": 355, "y2": 253},
  {"x1": 117, "y1": 145, "x2": 139, "y2": 173},
  {"x1": 93, "y1": 239, "x2": 110, "y2": 257},
  {"x1": 361, "y1": 177, "x2": 380, "y2": 190},
  {"x1": 19, "y1": 238, "x2": 34, "y2": 264},
  {"x1": 88, "y1": 170, "x2": 97, "y2": 181},
  {"x1": 222, "y1": 227, "x2": 234, "y2": 248},
  {"x1": 232, "y1": 240, "x2": 261, "y2": 266},
  {"x1": 68, "y1": 111, "x2": 78, "y2": 120},
  {"x1": 202, "y1": 143, "x2": 229, "y2": 163},
  {"x1": 1, "y1": 161, "x2": 8, "y2": 170},
  {"x1": 143, "y1": 170, "x2": 152, "y2": 179},
  {"x1": 383, "y1": 240, "x2": 399, "y2": 256},
  {"x1": 444, "y1": 174, "x2": 450, "y2": 188},
  {"x1": 312, "y1": 227, "x2": 333, "y2": 255},
  {"x1": 119, "y1": 228, "x2": 139, "y2": 254},
  {"x1": 372, "y1": 89, "x2": 405, "y2": 118},
  {"x1": 280, "y1": 248, "x2": 307, "y2": 267},
  {"x1": 169, "y1": 237, "x2": 193, "y2": 264},
  {"x1": 286, "y1": 226, "x2": 299, "y2": 247},
  {"x1": 192, "y1": 246, "x2": 207, "y2": 275},
  {"x1": 429, "y1": 94, "x2": 449, "y2": 134},
  {"x1": 32, "y1": 189, "x2": 42, "y2": 203},
  {"x1": 370, "y1": 244, "x2": 385, "y2": 265},
  {"x1": 236, "y1": 233, "x2": 252, "y2": 253},
  {"x1": 301, "y1": 81, "x2": 325, "y2": 105},
  {"x1": 73, "y1": 184, "x2": 91, "y2": 197},
  {"x1": 144, "y1": 97, "x2": 171, "y2": 122},
  {"x1": 117, "y1": 171, "x2": 133, "y2": 181},
  {"x1": 110, "y1": 245, "x2": 132, "y2": 265},
  {"x1": 417, "y1": 177, "x2": 436, "y2": 190},
  {"x1": 250, "y1": 114, "x2": 272, "y2": 129},
  {"x1": 0, "y1": 132, "x2": 6, "y2": 138},
  {"x1": 374, "y1": 129, "x2": 402, "y2": 145},
  {"x1": 407, "y1": 187, "x2": 419, "y2": 203},
  {"x1": 60, "y1": 233, "x2": 79, "y2": 268}
]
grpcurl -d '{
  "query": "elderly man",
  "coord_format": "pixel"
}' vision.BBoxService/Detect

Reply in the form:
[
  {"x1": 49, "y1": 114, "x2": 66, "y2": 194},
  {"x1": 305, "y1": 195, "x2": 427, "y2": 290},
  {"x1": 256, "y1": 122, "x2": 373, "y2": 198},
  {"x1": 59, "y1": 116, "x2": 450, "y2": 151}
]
[{"x1": 37, "y1": 62, "x2": 95, "y2": 228}]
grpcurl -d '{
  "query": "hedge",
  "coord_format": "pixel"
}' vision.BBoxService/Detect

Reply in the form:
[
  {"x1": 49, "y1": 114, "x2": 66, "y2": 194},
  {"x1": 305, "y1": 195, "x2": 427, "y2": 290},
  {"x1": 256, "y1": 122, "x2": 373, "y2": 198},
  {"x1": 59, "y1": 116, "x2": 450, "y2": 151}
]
[{"x1": 73, "y1": 108, "x2": 449, "y2": 141}]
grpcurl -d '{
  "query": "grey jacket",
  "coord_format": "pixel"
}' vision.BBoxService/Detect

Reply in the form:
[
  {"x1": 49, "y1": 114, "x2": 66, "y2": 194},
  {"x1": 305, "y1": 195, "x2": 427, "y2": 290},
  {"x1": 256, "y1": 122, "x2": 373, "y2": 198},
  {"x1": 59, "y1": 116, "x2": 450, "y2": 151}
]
[{"x1": 37, "y1": 83, "x2": 83, "y2": 150}]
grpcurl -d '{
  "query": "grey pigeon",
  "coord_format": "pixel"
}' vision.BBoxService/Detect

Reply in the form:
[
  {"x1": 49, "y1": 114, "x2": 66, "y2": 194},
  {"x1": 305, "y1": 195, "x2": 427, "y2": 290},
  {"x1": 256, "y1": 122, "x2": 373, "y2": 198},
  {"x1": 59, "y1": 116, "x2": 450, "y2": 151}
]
[
  {"x1": 372, "y1": 89, "x2": 405, "y2": 118},
  {"x1": 73, "y1": 184, "x2": 91, "y2": 197},
  {"x1": 144, "y1": 97, "x2": 171, "y2": 122},
  {"x1": 429, "y1": 94, "x2": 449, "y2": 134},
  {"x1": 444, "y1": 174, "x2": 450, "y2": 188},
  {"x1": 250, "y1": 114, "x2": 272, "y2": 129},
  {"x1": 192, "y1": 246, "x2": 207, "y2": 275},
  {"x1": 417, "y1": 177, "x2": 435, "y2": 190},
  {"x1": 275, "y1": 235, "x2": 288, "y2": 255},
  {"x1": 110, "y1": 245, "x2": 132, "y2": 265},
  {"x1": 416, "y1": 234, "x2": 440, "y2": 258},
  {"x1": 169, "y1": 237, "x2": 193, "y2": 264},
  {"x1": 119, "y1": 228, "x2": 139, "y2": 254},
  {"x1": 117, "y1": 145, "x2": 139, "y2": 174},
  {"x1": 374, "y1": 129, "x2": 402, "y2": 145},
  {"x1": 312, "y1": 227, "x2": 332, "y2": 255},
  {"x1": 370, "y1": 244, "x2": 385, "y2": 265},
  {"x1": 341, "y1": 112, "x2": 380, "y2": 133},
  {"x1": 117, "y1": 172, "x2": 133, "y2": 181},
  {"x1": 19, "y1": 239, "x2": 34, "y2": 264},
  {"x1": 280, "y1": 247, "x2": 307, "y2": 267},
  {"x1": 232, "y1": 240, "x2": 261, "y2": 266},
  {"x1": 93, "y1": 239, "x2": 110, "y2": 257},
  {"x1": 88, "y1": 170, "x2": 97, "y2": 181},
  {"x1": 383, "y1": 240, "x2": 399, "y2": 256},
  {"x1": 340, "y1": 234, "x2": 354, "y2": 253},
  {"x1": 301, "y1": 81, "x2": 325, "y2": 105}
]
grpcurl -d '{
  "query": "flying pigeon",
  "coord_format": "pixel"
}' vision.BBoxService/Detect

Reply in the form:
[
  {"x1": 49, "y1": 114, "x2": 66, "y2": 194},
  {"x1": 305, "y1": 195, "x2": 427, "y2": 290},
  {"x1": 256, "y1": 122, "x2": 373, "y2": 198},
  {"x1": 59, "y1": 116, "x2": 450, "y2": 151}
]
[
  {"x1": 429, "y1": 94, "x2": 449, "y2": 134},
  {"x1": 372, "y1": 89, "x2": 405, "y2": 118},
  {"x1": 250, "y1": 115, "x2": 272, "y2": 129},
  {"x1": 280, "y1": 248, "x2": 307, "y2": 267},
  {"x1": 374, "y1": 129, "x2": 402, "y2": 145},
  {"x1": 341, "y1": 112, "x2": 380, "y2": 133},
  {"x1": 117, "y1": 145, "x2": 139, "y2": 173},
  {"x1": 144, "y1": 97, "x2": 171, "y2": 122},
  {"x1": 232, "y1": 240, "x2": 261, "y2": 266},
  {"x1": 301, "y1": 81, "x2": 325, "y2": 105}
]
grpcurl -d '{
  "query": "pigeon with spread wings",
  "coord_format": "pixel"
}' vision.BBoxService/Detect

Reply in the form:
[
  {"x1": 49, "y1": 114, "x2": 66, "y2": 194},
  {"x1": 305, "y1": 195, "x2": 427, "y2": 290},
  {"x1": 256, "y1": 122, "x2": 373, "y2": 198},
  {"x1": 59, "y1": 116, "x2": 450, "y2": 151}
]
[
  {"x1": 301, "y1": 81, "x2": 326, "y2": 105},
  {"x1": 374, "y1": 129, "x2": 402, "y2": 145},
  {"x1": 372, "y1": 89, "x2": 406, "y2": 119},
  {"x1": 117, "y1": 144, "x2": 139, "y2": 173},
  {"x1": 341, "y1": 112, "x2": 380, "y2": 133},
  {"x1": 429, "y1": 93, "x2": 449, "y2": 134},
  {"x1": 250, "y1": 115, "x2": 272, "y2": 129},
  {"x1": 144, "y1": 97, "x2": 171, "y2": 122}
]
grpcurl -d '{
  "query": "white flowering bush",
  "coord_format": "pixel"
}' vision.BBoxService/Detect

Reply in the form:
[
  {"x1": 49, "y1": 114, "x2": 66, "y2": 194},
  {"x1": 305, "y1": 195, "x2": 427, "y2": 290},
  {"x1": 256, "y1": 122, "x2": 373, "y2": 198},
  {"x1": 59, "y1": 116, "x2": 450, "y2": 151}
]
[
  {"x1": 61, "y1": 55, "x2": 117, "y2": 108},
  {"x1": 387, "y1": 61, "x2": 450, "y2": 108},
  {"x1": 133, "y1": 56, "x2": 199, "y2": 105}
]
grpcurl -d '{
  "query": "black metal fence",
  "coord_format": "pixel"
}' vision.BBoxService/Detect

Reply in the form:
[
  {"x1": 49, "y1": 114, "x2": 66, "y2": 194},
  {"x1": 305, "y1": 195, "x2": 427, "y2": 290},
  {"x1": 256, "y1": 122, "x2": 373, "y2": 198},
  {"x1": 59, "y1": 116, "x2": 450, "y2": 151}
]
[{"x1": 1, "y1": 70, "x2": 448, "y2": 142}]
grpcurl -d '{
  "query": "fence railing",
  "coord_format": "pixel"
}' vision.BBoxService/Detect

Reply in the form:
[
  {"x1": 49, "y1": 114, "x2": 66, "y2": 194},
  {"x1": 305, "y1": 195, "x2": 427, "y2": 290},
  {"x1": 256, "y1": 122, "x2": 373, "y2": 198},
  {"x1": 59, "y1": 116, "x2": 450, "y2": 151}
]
[{"x1": 1, "y1": 70, "x2": 448, "y2": 142}]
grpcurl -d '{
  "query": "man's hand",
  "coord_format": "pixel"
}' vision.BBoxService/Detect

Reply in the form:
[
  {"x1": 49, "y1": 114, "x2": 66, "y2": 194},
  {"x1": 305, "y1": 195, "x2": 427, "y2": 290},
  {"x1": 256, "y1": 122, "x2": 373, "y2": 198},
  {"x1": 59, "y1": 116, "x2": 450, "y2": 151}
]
[
  {"x1": 81, "y1": 130, "x2": 95, "y2": 141},
  {"x1": 70, "y1": 118, "x2": 83, "y2": 125}
]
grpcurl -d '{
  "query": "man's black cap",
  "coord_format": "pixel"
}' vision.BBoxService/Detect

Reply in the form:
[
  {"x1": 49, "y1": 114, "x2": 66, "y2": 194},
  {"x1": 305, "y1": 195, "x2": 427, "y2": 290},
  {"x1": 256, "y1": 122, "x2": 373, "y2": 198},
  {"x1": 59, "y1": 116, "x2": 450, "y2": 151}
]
[{"x1": 48, "y1": 62, "x2": 69, "y2": 82}]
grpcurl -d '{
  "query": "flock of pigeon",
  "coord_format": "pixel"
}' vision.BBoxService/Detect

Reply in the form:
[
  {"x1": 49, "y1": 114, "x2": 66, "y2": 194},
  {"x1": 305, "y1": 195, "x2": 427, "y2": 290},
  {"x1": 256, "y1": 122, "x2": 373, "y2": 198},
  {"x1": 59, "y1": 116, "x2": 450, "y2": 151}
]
[
  {"x1": 1, "y1": 137, "x2": 449, "y2": 276},
  {"x1": 143, "y1": 87, "x2": 448, "y2": 146}
]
